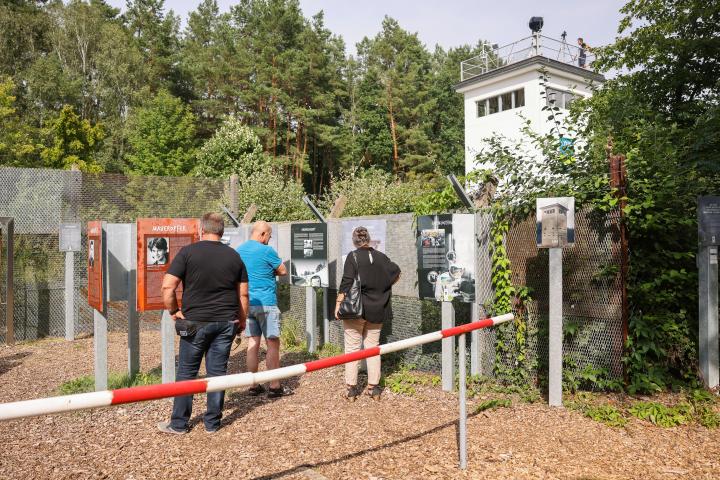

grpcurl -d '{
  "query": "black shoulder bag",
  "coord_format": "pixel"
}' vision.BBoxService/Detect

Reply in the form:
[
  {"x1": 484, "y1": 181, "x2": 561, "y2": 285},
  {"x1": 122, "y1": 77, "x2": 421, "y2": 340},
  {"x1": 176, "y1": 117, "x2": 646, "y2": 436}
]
[{"x1": 337, "y1": 252, "x2": 363, "y2": 320}]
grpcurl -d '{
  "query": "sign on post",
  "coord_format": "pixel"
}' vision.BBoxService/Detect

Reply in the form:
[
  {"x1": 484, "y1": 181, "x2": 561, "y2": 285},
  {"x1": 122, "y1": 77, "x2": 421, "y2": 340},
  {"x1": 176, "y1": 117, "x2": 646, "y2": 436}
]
[
  {"x1": 59, "y1": 223, "x2": 82, "y2": 252},
  {"x1": 698, "y1": 196, "x2": 720, "y2": 388},
  {"x1": 416, "y1": 214, "x2": 476, "y2": 303},
  {"x1": 536, "y1": 197, "x2": 575, "y2": 407},
  {"x1": 136, "y1": 218, "x2": 200, "y2": 384},
  {"x1": 87, "y1": 221, "x2": 104, "y2": 312},
  {"x1": 290, "y1": 223, "x2": 328, "y2": 287}
]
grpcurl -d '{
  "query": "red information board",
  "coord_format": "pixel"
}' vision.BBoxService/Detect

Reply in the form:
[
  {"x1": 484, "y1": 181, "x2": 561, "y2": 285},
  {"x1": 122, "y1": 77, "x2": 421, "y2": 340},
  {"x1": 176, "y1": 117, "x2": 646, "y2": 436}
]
[
  {"x1": 136, "y1": 218, "x2": 200, "y2": 311},
  {"x1": 87, "y1": 221, "x2": 104, "y2": 311}
]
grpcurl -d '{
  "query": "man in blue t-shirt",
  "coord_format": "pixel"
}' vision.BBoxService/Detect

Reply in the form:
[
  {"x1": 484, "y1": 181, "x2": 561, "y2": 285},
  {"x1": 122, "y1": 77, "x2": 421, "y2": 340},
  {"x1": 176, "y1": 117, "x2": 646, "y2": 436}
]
[{"x1": 236, "y1": 221, "x2": 290, "y2": 398}]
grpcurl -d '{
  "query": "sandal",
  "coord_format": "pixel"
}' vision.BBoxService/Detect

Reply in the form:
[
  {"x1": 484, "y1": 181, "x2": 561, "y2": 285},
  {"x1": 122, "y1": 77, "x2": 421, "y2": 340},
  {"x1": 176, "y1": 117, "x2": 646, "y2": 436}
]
[
  {"x1": 367, "y1": 385, "x2": 382, "y2": 400},
  {"x1": 344, "y1": 385, "x2": 361, "y2": 401},
  {"x1": 268, "y1": 385, "x2": 293, "y2": 398},
  {"x1": 248, "y1": 384, "x2": 266, "y2": 396}
]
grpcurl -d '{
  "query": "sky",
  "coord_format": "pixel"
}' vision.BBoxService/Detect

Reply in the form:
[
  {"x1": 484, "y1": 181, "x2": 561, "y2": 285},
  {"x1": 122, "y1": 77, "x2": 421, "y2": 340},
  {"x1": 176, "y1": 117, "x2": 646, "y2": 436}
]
[{"x1": 106, "y1": 0, "x2": 628, "y2": 55}]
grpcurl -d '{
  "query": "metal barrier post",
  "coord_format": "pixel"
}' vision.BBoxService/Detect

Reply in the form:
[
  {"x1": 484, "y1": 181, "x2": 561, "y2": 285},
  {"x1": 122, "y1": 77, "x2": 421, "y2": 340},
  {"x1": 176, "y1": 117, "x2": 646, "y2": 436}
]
[
  {"x1": 306, "y1": 286, "x2": 317, "y2": 353},
  {"x1": 458, "y1": 332, "x2": 467, "y2": 469},
  {"x1": 442, "y1": 301, "x2": 455, "y2": 391},
  {"x1": 161, "y1": 310, "x2": 175, "y2": 383},
  {"x1": 549, "y1": 247, "x2": 563, "y2": 406}
]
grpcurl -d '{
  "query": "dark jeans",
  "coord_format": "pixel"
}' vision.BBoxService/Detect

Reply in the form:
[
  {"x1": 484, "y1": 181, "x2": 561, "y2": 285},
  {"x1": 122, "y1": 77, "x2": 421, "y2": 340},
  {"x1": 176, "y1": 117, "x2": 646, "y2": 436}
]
[{"x1": 170, "y1": 321, "x2": 238, "y2": 431}]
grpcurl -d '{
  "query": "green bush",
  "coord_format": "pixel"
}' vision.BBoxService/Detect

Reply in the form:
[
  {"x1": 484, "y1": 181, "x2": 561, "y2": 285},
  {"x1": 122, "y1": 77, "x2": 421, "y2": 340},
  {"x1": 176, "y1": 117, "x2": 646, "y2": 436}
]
[
  {"x1": 58, "y1": 369, "x2": 162, "y2": 395},
  {"x1": 584, "y1": 404, "x2": 628, "y2": 428},
  {"x1": 628, "y1": 401, "x2": 693, "y2": 427}
]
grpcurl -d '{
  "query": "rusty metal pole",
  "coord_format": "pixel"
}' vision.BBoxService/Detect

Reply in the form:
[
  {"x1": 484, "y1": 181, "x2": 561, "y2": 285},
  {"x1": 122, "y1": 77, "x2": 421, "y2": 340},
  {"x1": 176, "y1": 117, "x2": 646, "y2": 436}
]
[{"x1": 609, "y1": 149, "x2": 630, "y2": 376}]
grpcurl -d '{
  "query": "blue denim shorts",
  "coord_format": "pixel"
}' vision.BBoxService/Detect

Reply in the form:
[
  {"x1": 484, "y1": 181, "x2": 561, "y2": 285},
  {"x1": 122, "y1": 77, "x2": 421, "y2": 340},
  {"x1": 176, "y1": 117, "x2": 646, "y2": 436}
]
[{"x1": 246, "y1": 306, "x2": 281, "y2": 339}]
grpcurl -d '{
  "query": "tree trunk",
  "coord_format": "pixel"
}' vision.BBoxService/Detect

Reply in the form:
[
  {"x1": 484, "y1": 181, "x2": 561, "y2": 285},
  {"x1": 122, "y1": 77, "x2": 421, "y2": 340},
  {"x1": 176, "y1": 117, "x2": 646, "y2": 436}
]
[{"x1": 387, "y1": 84, "x2": 399, "y2": 175}]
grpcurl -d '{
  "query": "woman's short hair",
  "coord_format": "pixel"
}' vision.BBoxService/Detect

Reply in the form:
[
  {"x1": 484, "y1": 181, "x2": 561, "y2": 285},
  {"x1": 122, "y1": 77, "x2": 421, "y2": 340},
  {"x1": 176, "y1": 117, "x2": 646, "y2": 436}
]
[
  {"x1": 352, "y1": 226, "x2": 371, "y2": 247},
  {"x1": 148, "y1": 237, "x2": 168, "y2": 250}
]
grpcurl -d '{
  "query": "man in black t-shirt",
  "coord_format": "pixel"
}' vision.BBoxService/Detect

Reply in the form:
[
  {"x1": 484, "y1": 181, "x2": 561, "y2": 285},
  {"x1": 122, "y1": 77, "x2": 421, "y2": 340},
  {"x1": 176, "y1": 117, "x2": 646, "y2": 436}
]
[{"x1": 157, "y1": 212, "x2": 249, "y2": 435}]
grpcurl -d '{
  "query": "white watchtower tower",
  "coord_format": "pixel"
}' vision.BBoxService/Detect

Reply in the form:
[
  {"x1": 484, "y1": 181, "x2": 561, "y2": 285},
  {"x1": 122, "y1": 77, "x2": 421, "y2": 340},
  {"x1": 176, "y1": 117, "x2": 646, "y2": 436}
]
[{"x1": 455, "y1": 17, "x2": 605, "y2": 174}]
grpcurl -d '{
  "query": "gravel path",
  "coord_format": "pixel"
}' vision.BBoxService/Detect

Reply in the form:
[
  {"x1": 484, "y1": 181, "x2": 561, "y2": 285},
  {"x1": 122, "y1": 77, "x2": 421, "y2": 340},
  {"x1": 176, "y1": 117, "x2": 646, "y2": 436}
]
[{"x1": 0, "y1": 332, "x2": 719, "y2": 479}]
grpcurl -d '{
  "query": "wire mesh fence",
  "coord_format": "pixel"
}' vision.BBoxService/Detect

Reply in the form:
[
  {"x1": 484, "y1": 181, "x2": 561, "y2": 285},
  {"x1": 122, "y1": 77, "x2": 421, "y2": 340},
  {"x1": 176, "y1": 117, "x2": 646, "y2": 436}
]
[
  {"x1": 0, "y1": 167, "x2": 228, "y2": 343},
  {"x1": 0, "y1": 167, "x2": 624, "y2": 382}
]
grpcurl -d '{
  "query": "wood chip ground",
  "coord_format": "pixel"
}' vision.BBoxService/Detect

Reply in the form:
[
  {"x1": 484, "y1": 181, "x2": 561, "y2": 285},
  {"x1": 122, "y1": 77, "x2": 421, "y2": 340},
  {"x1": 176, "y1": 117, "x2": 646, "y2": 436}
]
[{"x1": 0, "y1": 331, "x2": 719, "y2": 479}]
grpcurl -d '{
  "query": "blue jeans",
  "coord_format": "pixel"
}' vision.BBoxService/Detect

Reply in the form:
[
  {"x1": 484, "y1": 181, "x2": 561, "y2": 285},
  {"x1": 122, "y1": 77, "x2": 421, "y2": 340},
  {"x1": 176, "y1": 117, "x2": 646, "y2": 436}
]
[{"x1": 170, "y1": 321, "x2": 238, "y2": 431}]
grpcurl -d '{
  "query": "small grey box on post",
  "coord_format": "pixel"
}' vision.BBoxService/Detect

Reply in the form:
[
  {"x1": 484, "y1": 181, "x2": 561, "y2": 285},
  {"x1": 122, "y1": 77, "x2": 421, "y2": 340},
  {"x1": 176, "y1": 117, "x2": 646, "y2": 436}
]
[{"x1": 536, "y1": 197, "x2": 575, "y2": 407}]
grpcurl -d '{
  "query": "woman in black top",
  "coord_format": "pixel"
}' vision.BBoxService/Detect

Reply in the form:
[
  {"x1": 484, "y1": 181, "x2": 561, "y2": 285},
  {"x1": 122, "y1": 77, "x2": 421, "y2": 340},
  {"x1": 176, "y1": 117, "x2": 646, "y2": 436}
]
[{"x1": 335, "y1": 227, "x2": 400, "y2": 400}]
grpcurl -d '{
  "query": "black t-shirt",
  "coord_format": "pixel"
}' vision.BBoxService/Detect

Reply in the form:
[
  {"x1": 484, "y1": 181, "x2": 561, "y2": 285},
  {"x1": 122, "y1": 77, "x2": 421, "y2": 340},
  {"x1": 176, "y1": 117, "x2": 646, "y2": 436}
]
[{"x1": 167, "y1": 240, "x2": 248, "y2": 322}]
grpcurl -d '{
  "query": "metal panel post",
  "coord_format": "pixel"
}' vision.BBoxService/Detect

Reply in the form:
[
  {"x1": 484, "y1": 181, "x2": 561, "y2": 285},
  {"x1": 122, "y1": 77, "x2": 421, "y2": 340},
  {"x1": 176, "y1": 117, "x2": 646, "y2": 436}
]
[
  {"x1": 549, "y1": 247, "x2": 563, "y2": 406},
  {"x1": 128, "y1": 223, "x2": 139, "y2": 377},
  {"x1": 161, "y1": 310, "x2": 175, "y2": 383},
  {"x1": 305, "y1": 286, "x2": 316, "y2": 353},
  {"x1": 458, "y1": 332, "x2": 468, "y2": 469},
  {"x1": 699, "y1": 246, "x2": 719, "y2": 388},
  {"x1": 94, "y1": 309, "x2": 108, "y2": 391},
  {"x1": 322, "y1": 287, "x2": 329, "y2": 345},
  {"x1": 470, "y1": 303, "x2": 481, "y2": 376},
  {"x1": 64, "y1": 251, "x2": 75, "y2": 340},
  {"x1": 442, "y1": 301, "x2": 455, "y2": 391}
]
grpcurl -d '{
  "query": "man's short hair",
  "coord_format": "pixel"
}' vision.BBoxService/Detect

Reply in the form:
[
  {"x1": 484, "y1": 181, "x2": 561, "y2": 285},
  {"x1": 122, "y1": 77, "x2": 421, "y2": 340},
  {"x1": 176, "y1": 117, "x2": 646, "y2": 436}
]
[
  {"x1": 352, "y1": 226, "x2": 371, "y2": 247},
  {"x1": 202, "y1": 212, "x2": 225, "y2": 236}
]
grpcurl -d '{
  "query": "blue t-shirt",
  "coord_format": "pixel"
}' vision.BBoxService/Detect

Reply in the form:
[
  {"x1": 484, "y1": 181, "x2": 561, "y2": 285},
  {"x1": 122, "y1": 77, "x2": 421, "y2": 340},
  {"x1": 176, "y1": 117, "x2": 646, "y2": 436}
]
[{"x1": 236, "y1": 239, "x2": 282, "y2": 306}]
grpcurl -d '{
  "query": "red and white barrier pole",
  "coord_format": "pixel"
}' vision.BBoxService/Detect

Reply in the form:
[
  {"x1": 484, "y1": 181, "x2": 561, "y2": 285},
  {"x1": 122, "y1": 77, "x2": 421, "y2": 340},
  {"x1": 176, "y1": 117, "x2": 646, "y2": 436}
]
[{"x1": 0, "y1": 313, "x2": 513, "y2": 422}]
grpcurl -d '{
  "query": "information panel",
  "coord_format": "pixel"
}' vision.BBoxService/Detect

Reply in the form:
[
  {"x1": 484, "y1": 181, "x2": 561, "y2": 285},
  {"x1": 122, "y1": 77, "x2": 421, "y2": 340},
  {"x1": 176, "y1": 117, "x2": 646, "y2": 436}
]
[
  {"x1": 59, "y1": 223, "x2": 82, "y2": 252},
  {"x1": 416, "y1": 214, "x2": 476, "y2": 302},
  {"x1": 699, "y1": 196, "x2": 720, "y2": 246},
  {"x1": 341, "y1": 219, "x2": 387, "y2": 266},
  {"x1": 536, "y1": 197, "x2": 575, "y2": 248},
  {"x1": 290, "y1": 223, "x2": 328, "y2": 287},
  {"x1": 87, "y1": 221, "x2": 104, "y2": 311},
  {"x1": 136, "y1": 218, "x2": 200, "y2": 311}
]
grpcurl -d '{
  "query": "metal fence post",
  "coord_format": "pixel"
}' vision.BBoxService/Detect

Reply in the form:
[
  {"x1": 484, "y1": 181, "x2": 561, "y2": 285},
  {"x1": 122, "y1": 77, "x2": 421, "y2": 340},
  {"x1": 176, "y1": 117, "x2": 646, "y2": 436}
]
[
  {"x1": 322, "y1": 287, "x2": 329, "y2": 345},
  {"x1": 161, "y1": 310, "x2": 175, "y2": 383},
  {"x1": 64, "y1": 251, "x2": 74, "y2": 341},
  {"x1": 306, "y1": 286, "x2": 317, "y2": 353},
  {"x1": 470, "y1": 303, "x2": 481, "y2": 376},
  {"x1": 699, "y1": 246, "x2": 719, "y2": 388},
  {"x1": 549, "y1": 247, "x2": 563, "y2": 406},
  {"x1": 94, "y1": 308, "x2": 108, "y2": 391},
  {"x1": 442, "y1": 301, "x2": 455, "y2": 391},
  {"x1": 458, "y1": 332, "x2": 468, "y2": 469},
  {"x1": 128, "y1": 223, "x2": 139, "y2": 377}
]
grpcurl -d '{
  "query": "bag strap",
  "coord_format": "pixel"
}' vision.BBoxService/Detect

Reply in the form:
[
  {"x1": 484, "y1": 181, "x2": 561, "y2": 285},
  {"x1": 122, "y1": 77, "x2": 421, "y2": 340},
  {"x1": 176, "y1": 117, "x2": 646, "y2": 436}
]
[{"x1": 351, "y1": 251, "x2": 361, "y2": 287}]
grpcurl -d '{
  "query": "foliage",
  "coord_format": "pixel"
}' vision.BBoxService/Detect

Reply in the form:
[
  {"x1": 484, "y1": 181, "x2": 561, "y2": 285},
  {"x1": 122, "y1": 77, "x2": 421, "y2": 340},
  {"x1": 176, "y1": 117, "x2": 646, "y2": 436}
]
[
  {"x1": 474, "y1": 398, "x2": 511, "y2": 413},
  {"x1": 382, "y1": 363, "x2": 441, "y2": 396},
  {"x1": 125, "y1": 89, "x2": 197, "y2": 176},
  {"x1": 318, "y1": 168, "x2": 429, "y2": 217},
  {"x1": 467, "y1": 375, "x2": 541, "y2": 404},
  {"x1": 279, "y1": 316, "x2": 305, "y2": 352},
  {"x1": 0, "y1": 76, "x2": 37, "y2": 166},
  {"x1": 235, "y1": 167, "x2": 308, "y2": 222},
  {"x1": 58, "y1": 369, "x2": 162, "y2": 395},
  {"x1": 193, "y1": 116, "x2": 267, "y2": 178},
  {"x1": 585, "y1": 404, "x2": 628, "y2": 428},
  {"x1": 628, "y1": 401, "x2": 693, "y2": 428},
  {"x1": 40, "y1": 105, "x2": 104, "y2": 172}
]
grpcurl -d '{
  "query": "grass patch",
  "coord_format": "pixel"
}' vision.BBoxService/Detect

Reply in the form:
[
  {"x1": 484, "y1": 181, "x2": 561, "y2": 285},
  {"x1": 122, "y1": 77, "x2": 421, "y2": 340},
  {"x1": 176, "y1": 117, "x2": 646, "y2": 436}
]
[
  {"x1": 280, "y1": 316, "x2": 306, "y2": 352},
  {"x1": 475, "y1": 398, "x2": 512, "y2": 413},
  {"x1": 58, "y1": 369, "x2": 162, "y2": 395}
]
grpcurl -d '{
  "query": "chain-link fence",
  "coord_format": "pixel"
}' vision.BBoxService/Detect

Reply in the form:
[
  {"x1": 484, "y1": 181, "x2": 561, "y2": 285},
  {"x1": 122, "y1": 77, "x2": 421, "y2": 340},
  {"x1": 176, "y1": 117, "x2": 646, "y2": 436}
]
[
  {"x1": 0, "y1": 167, "x2": 228, "y2": 343},
  {"x1": 1, "y1": 167, "x2": 624, "y2": 381}
]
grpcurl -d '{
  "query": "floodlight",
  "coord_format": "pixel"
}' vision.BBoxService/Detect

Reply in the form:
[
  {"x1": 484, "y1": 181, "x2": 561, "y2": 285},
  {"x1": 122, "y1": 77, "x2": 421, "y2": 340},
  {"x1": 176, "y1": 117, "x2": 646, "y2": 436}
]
[
  {"x1": 447, "y1": 174, "x2": 475, "y2": 210},
  {"x1": 221, "y1": 205, "x2": 241, "y2": 227},
  {"x1": 529, "y1": 16, "x2": 544, "y2": 33},
  {"x1": 303, "y1": 195, "x2": 327, "y2": 223}
]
